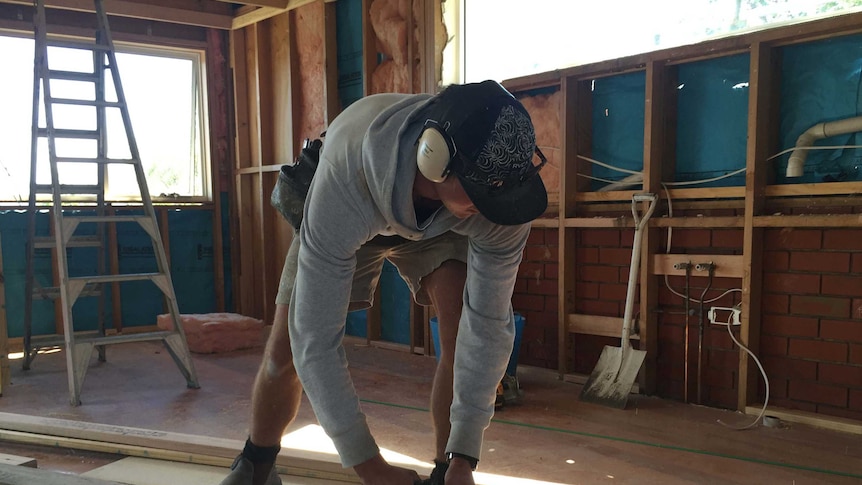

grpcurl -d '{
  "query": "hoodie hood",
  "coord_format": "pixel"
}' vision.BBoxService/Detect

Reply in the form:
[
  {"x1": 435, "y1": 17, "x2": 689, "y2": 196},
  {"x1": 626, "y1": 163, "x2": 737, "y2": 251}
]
[{"x1": 360, "y1": 93, "x2": 434, "y2": 236}]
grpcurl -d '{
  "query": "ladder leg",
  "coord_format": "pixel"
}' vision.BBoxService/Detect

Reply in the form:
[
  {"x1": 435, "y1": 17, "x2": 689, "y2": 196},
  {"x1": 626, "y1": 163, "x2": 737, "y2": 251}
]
[
  {"x1": 163, "y1": 334, "x2": 199, "y2": 389},
  {"x1": 67, "y1": 340, "x2": 95, "y2": 406}
]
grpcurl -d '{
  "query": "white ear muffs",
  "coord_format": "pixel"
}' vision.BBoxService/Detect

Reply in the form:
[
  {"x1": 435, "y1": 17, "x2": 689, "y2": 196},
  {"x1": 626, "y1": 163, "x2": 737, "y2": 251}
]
[{"x1": 416, "y1": 121, "x2": 455, "y2": 183}]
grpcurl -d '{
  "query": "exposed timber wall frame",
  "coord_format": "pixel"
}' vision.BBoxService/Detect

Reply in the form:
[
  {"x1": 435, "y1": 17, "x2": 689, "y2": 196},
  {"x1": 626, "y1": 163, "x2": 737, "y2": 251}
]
[
  {"x1": 360, "y1": 0, "x2": 445, "y2": 353},
  {"x1": 504, "y1": 11, "x2": 862, "y2": 428},
  {"x1": 229, "y1": 1, "x2": 337, "y2": 324},
  {"x1": 0, "y1": 0, "x2": 235, "y2": 29}
]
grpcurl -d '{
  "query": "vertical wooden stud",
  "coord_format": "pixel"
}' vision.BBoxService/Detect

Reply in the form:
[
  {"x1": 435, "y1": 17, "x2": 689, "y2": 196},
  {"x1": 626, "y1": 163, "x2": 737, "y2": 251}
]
[
  {"x1": 739, "y1": 42, "x2": 777, "y2": 410},
  {"x1": 323, "y1": 0, "x2": 340, "y2": 123},
  {"x1": 641, "y1": 60, "x2": 677, "y2": 394}
]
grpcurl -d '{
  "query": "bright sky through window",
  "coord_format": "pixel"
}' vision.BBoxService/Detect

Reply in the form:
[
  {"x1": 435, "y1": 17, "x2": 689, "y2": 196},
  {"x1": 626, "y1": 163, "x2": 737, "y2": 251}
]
[
  {"x1": 461, "y1": 0, "x2": 862, "y2": 83},
  {"x1": 0, "y1": 35, "x2": 207, "y2": 202}
]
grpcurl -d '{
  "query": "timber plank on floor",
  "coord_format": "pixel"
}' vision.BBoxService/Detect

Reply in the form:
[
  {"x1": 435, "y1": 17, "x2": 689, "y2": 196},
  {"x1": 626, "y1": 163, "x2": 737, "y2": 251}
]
[
  {"x1": 82, "y1": 456, "x2": 343, "y2": 485},
  {"x1": 0, "y1": 463, "x2": 123, "y2": 485}
]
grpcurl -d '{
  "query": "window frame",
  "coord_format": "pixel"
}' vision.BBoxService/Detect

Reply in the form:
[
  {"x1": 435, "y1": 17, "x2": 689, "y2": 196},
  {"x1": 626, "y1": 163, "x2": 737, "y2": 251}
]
[{"x1": 0, "y1": 29, "x2": 212, "y2": 205}]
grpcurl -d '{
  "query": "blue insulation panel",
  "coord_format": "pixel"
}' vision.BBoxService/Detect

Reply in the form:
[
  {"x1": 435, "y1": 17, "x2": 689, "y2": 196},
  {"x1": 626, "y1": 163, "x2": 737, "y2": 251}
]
[
  {"x1": 1, "y1": 208, "x2": 224, "y2": 338},
  {"x1": 336, "y1": 0, "x2": 363, "y2": 110},
  {"x1": 778, "y1": 34, "x2": 862, "y2": 184},
  {"x1": 676, "y1": 54, "x2": 750, "y2": 187},
  {"x1": 591, "y1": 72, "x2": 646, "y2": 190}
]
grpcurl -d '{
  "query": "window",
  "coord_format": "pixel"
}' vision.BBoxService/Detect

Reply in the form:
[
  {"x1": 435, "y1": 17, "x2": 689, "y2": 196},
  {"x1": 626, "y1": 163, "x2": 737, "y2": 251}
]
[
  {"x1": 0, "y1": 34, "x2": 209, "y2": 203},
  {"x1": 444, "y1": 0, "x2": 862, "y2": 84}
]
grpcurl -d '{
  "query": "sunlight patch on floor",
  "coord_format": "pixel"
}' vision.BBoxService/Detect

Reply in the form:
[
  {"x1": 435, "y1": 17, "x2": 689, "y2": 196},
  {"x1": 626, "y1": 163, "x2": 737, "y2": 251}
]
[{"x1": 281, "y1": 424, "x2": 569, "y2": 485}]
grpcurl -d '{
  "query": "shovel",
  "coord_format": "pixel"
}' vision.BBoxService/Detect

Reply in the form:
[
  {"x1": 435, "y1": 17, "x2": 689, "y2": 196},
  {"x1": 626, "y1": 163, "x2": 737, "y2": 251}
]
[{"x1": 579, "y1": 193, "x2": 658, "y2": 409}]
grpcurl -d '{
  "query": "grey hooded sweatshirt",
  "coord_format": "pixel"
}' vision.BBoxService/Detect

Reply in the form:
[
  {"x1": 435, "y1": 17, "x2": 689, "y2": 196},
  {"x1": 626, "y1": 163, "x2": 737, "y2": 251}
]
[{"x1": 288, "y1": 92, "x2": 529, "y2": 468}]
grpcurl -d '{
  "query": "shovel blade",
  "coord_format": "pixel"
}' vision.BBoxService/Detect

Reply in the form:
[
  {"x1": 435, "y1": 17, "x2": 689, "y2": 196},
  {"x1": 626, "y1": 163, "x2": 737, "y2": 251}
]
[{"x1": 579, "y1": 345, "x2": 647, "y2": 409}]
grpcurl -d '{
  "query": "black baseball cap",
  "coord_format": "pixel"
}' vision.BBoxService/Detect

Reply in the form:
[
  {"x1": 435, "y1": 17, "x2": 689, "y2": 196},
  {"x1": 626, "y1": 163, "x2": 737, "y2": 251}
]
[{"x1": 425, "y1": 80, "x2": 548, "y2": 225}]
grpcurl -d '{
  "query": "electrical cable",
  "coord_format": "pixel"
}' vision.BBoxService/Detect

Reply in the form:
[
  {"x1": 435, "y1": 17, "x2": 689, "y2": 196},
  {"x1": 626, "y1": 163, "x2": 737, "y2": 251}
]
[
  {"x1": 574, "y1": 154, "x2": 770, "y2": 417},
  {"x1": 662, "y1": 167, "x2": 747, "y2": 186},
  {"x1": 577, "y1": 154, "x2": 641, "y2": 175},
  {"x1": 577, "y1": 144, "x2": 862, "y2": 191},
  {"x1": 716, "y1": 306, "x2": 771, "y2": 431},
  {"x1": 661, "y1": 182, "x2": 741, "y2": 304}
]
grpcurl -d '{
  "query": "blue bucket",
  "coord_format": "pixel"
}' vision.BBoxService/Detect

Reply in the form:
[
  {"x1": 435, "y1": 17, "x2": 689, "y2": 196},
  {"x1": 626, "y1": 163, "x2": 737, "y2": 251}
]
[{"x1": 429, "y1": 313, "x2": 525, "y2": 377}]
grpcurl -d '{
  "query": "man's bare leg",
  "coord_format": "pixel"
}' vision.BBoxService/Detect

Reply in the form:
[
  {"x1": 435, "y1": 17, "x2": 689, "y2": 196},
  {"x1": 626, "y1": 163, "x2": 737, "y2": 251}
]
[
  {"x1": 246, "y1": 303, "x2": 302, "y2": 484},
  {"x1": 422, "y1": 259, "x2": 467, "y2": 462}
]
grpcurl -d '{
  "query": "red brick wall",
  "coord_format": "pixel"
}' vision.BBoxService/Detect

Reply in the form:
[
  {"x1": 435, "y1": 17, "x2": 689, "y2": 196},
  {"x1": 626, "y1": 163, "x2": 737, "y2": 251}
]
[
  {"x1": 517, "y1": 225, "x2": 862, "y2": 418},
  {"x1": 514, "y1": 228, "x2": 559, "y2": 369},
  {"x1": 762, "y1": 227, "x2": 862, "y2": 421}
]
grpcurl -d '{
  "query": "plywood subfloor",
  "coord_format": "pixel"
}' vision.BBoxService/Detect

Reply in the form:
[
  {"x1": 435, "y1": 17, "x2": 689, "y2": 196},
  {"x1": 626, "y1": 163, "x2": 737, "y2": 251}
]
[
  {"x1": 82, "y1": 456, "x2": 334, "y2": 485},
  {"x1": 0, "y1": 337, "x2": 860, "y2": 484}
]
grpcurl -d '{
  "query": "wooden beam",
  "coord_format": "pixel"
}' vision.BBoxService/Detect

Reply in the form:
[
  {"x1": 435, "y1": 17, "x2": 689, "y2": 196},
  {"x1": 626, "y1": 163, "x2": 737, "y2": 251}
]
[
  {"x1": 754, "y1": 214, "x2": 862, "y2": 227},
  {"x1": 652, "y1": 254, "x2": 744, "y2": 279},
  {"x1": 361, "y1": 0, "x2": 376, "y2": 96},
  {"x1": 323, "y1": 0, "x2": 340, "y2": 123},
  {"x1": 0, "y1": 463, "x2": 123, "y2": 485},
  {"x1": 568, "y1": 314, "x2": 638, "y2": 340},
  {"x1": 0, "y1": 234, "x2": 8, "y2": 396},
  {"x1": 739, "y1": 41, "x2": 777, "y2": 412},
  {"x1": 0, "y1": 454, "x2": 36, "y2": 468},
  {"x1": 640, "y1": 60, "x2": 675, "y2": 395},
  {"x1": 216, "y1": 0, "x2": 289, "y2": 8},
  {"x1": 231, "y1": 0, "x2": 322, "y2": 30},
  {"x1": 229, "y1": 28, "x2": 255, "y2": 316},
  {"x1": 0, "y1": 0, "x2": 233, "y2": 29},
  {"x1": 744, "y1": 405, "x2": 862, "y2": 435},
  {"x1": 557, "y1": 76, "x2": 589, "y2": 376},
  {"x1": 0, "y1": 412, "x2": 359, "y2": 482},
  {"x1": 576, "y1": 186, "x2": 745, "y2": 202},
  {"x1": 766, "y1": 181, "x2": 862, "y2": 197}
]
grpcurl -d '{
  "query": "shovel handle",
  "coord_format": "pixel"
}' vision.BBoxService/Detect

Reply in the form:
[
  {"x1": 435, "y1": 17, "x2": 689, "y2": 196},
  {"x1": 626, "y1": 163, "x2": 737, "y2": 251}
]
[
  {"x1": 620, "y1": 193, "x2": 658, "y2": 347},
  {"x1": 631, "y1": 193, "x2": 658, "y2": 230}
]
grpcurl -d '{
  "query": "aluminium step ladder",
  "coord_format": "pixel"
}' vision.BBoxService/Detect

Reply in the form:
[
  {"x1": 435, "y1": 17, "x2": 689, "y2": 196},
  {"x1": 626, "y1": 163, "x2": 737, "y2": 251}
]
[{"x1": 23, "y1": 0, "x2": 199, "y2": 405}]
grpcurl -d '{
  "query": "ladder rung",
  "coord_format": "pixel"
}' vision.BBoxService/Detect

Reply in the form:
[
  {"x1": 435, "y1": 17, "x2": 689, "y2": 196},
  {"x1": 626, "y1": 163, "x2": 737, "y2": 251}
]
[
  {"x1": 28, "y1": 332, "x2": 92, "y2": 348},
  {"x1": 64, "y1": 215, "x2": 149, "y2": 224},
  {"x1": 56, "y1": 156, "x2": 137, "y2": 164},
  {"x1": 36, "y1": 128, "x2": 99, "y2": 139},
  {"x1": 70, "y1": 273, "x2": 162, "y2": 285},
  {"x1": 33, "y1": 235, "x2": 102, "y2": 249},
  {"x1": 34, "y1": 184, "x2": 102, "y2": 194},
  {"x1": 77, "y1": 331, "x2": 175, "y2": 346},
  {"x1": 47, "y1": 70, "x2": 99, "y2": 82},
  {"x1": 50, "y1": 98, "x2": 123, "y2": 108},
  {"x1": 47, "y1": 38, "x2": 111, "y2": 52},
  {"x1": 27, "y1": 330, "x2": 175, "y2": 349},
  {"x1": 32, "y1": 283, "x2": 101, "y2": 301}
]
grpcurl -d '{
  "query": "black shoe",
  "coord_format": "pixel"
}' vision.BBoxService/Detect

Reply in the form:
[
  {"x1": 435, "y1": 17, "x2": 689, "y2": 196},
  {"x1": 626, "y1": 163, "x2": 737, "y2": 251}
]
[
  {"x1": 419, "y1": 460, "x2": 448, "y2": 485},
  {"x1": 219, "y1": 455, "x2": 282, "y2": 485}
]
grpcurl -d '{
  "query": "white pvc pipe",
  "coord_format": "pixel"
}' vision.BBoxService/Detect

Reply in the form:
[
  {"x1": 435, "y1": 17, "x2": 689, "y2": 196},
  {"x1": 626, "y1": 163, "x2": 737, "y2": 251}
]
[{"x1": 786, "y1": 115, "x2": 862, "y2": 177}]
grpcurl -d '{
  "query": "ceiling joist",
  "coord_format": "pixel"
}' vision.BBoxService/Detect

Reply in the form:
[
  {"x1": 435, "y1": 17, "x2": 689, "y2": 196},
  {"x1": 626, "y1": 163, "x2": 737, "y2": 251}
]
[
  {"x1": 215, "y1": 0, "x2": 290, "y2": 9},
  {"x1": 231, "y1": 0, "x2": 338, "y2": 30},
  {"x1": 0, "y1": 0, "x2": 340, "y2": 31},
  {"x1": 0, "y1": 0, "x2": 234, "y2": 29}
]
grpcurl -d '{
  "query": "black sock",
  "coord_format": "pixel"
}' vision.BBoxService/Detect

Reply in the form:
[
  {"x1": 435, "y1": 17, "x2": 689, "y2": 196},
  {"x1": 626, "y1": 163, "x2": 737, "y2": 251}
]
[
  {"x1": 242, "y1": 438, "x2": 280, "y2": 484},
  {"x1": 242, "y1": 438, "x2": 281, "y2": 464}
]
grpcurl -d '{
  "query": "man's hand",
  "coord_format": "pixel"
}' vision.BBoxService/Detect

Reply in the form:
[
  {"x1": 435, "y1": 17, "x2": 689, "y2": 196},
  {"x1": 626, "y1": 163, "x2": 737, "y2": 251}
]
[
  {"x1": 353, "y1": 453, "x2": 421, "y2": 485},
  {"x1": 444, "y1": 457, "x2": 476, "y2": 485}
]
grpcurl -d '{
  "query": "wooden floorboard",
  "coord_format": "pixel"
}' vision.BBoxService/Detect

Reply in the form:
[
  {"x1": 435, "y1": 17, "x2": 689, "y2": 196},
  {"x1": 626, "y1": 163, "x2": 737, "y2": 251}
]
[{"x1": 0, "y1": 339, "x2": 860, "y2": 484}]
